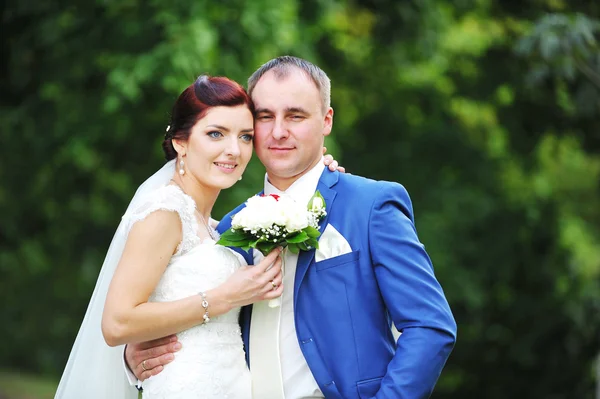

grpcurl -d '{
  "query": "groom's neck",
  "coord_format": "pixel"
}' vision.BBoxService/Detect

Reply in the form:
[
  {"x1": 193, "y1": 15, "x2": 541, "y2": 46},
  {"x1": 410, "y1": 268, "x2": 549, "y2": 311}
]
[{"x1": 266, "y1": 157, "x2": 323, "y2": 191}]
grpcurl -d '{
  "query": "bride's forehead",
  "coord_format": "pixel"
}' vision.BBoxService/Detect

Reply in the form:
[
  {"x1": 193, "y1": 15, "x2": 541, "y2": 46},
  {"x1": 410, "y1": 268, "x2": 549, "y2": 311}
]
[
  {"x1": 204, "y1": 105, "x2": 252, "y2": 118},
  {"x1": 197, "y1": 106, "x2": 253, "y2": 127}
]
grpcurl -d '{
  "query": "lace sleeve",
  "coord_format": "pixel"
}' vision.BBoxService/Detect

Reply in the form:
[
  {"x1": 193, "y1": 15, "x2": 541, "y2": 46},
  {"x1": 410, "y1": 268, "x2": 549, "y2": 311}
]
[{"x1": 121, "y1": 185, "x2": 200, "y2": 256}]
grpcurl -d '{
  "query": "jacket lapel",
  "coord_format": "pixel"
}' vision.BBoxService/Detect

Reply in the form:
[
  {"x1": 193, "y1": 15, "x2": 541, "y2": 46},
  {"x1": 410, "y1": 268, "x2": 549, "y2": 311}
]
[{"x1": 293, "y1": 170, "x2": 338, "y2": 306}]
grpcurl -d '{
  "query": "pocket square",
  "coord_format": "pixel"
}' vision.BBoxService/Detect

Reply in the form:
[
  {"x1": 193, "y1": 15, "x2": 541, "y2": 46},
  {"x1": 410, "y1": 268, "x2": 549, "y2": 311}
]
[{"x1": 315, "y1": 224, "x2": 352, "y2": 262}]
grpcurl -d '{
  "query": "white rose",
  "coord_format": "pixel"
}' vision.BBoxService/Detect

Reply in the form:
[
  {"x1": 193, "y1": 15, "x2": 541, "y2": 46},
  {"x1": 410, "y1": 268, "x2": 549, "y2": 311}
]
[
  {"x1": 277, "y1": 196, "x2": 309, "y2": 232},
  {"x1": 232, "y1": 194, "x2": 312, "y2": 234},
  {"x1": 232, "y1": 208, "x2": 253, "y2": 230},
  {"x1": 285, "y1": 211, "x2": 309, "y2": 231},
  {"x1": 233, "y1": 195, "x2": 282, "y2": 231}
]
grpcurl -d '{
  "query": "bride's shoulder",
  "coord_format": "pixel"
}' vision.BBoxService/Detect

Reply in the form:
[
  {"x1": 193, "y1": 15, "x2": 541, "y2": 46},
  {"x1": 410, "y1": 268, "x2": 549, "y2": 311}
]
[
  {"x1": 146, "y1": 183, "x2": 189, "y2": 203},
  {"x1": 122, "y1": 184, "x2": 195, "y2": 226}
]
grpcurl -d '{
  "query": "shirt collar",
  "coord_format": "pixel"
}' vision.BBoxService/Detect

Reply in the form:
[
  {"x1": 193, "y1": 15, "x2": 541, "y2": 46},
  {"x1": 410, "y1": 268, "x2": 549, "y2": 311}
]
[{"x1": 264, "y1": 158, "x2": 325, "y2": 206}]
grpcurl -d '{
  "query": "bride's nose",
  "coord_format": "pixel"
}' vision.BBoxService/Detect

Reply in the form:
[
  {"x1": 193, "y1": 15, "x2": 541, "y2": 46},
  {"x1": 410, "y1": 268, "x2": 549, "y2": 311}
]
[{"x1": 224, "y1": 136, "x2": 241, "y2": 157}]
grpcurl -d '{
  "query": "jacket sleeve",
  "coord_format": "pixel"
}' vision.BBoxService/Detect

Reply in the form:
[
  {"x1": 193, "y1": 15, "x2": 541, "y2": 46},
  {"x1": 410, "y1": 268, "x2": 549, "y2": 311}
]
[{"x1": 368, "y1": 183, "x2": 457, "y2": 399}]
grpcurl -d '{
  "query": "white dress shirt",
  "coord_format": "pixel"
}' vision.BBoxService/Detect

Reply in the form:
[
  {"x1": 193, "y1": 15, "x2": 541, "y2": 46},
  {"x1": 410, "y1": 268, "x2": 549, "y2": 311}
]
[{"x1": 257, "y1": 160, "x2": 326, "y2": 399}]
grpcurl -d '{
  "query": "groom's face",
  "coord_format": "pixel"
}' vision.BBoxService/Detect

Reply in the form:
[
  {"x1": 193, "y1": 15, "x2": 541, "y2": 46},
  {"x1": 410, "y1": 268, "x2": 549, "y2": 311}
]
[{"x1": 252, "y1": 68, "x2": 333, "y2": 190}]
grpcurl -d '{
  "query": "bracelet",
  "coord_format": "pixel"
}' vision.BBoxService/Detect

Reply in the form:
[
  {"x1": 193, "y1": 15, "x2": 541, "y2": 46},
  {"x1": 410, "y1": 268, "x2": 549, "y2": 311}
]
[{"x1": 199, "y1": 291, "x2": 210, "y2": 323}]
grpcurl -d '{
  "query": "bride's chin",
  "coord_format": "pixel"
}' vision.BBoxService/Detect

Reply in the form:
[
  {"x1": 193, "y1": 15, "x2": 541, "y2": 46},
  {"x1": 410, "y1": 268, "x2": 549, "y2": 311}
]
[{"x1": 215, "y1": 177, "x2": 242, "y2": 190}]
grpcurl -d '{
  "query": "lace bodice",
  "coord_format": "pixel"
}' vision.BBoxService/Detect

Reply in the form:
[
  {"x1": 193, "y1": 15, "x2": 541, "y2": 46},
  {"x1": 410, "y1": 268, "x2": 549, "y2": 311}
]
[
  {"x1": 122, "y1": 184, "x2": 251, "y2": 399},
  {"x1": 122, "y1": 184, "x2": 201, "y2": 256}
]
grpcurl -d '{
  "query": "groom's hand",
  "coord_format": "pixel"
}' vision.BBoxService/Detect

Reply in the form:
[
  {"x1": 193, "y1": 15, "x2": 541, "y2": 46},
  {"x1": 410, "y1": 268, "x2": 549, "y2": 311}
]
[
  {"x1": 125, "y1": 334, "x2": 181, "y2": 381},
  {"x1": 322, "y1": 147, "x2": 346, "y2": 173}
]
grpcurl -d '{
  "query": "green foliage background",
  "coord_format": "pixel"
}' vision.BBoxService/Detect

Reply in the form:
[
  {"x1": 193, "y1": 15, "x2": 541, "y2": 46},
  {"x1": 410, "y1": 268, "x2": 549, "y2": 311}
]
[{"x1": 1, "y1": 0, "x2": 599, "y2": 397}]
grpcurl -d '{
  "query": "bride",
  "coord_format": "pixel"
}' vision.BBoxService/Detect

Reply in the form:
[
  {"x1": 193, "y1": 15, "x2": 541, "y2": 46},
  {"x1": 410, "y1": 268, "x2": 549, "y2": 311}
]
[{"x1": 55, "y1": 75, "x2": 339, "y2": 399}]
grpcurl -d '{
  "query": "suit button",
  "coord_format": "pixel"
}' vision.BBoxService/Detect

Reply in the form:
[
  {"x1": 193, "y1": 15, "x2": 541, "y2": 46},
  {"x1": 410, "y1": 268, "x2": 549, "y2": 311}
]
[{"x1": 300, "y1": 338, "x2": 313, "y2": 344}]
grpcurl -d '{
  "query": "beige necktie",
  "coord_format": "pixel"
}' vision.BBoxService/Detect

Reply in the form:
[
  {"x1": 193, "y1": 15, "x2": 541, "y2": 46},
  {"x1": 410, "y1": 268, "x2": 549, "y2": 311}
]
[{"x1": 250, "y1": 255, "x2": 285, "y2": 399}]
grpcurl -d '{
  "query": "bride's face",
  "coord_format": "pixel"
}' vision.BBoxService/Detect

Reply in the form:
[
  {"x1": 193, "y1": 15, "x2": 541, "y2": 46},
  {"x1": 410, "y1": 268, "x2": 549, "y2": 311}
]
[{"x1": 175, "y1": 105, "x2": 254, "y2": 190}]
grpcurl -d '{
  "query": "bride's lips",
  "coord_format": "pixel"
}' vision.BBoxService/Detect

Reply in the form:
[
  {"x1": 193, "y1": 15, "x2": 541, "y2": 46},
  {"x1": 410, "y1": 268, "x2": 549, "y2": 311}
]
[{"x1": 213, "y1": 162, "x2": 238, "y2": 174}]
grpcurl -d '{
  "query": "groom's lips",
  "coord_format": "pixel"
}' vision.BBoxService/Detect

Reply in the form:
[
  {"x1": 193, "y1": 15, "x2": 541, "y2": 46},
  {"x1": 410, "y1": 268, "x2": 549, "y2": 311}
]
[{"x1": 269, "y1": 146, "x2": 294, "y2": 153}]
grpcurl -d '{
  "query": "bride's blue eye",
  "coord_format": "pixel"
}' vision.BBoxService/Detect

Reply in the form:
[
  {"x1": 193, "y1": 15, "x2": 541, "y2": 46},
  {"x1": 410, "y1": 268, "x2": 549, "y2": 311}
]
[
  {"x1": 240, "y1": 134, "x2": 254, "y2": 142},
  {"x1": 208, "y1": 131, "x2": 223, "y2": 139}
]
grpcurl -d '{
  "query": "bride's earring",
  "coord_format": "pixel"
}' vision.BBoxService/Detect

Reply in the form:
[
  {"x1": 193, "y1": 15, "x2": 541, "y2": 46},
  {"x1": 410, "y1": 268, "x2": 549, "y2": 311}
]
[
  {"x1": 179, "y1": 158, "x2": 185, "y2": 176},
  {"x1": 238, "y1": 175, "x2": 242, "y2": 181}
]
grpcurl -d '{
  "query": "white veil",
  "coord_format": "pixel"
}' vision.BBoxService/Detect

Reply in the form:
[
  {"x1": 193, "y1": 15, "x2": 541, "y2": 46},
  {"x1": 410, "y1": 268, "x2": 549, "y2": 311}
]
[{"x1": 55, "y1": 159, "x2": 176, "y2": 399}]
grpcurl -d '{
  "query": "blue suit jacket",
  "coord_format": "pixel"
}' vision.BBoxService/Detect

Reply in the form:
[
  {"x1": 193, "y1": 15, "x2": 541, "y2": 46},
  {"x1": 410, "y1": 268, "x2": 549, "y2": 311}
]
[{"x1": 217, "y1": 169, "x2": 456, "y2": 399}]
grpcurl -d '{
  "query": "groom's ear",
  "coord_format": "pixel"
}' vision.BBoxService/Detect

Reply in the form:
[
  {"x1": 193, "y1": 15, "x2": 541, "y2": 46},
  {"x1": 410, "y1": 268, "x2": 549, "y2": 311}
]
[{"x1": 322, "y1": 107, "x2": 333, "y2": 137}]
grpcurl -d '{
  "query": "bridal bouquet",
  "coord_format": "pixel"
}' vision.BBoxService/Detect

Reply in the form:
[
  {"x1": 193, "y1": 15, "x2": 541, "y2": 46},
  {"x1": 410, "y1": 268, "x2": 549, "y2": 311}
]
[
  {"x1": 217, "y1": 191, "x2": 326, "y2": 256},
  {"x1": 217, "y1": 191, "x2": 326, "y2": 307}
]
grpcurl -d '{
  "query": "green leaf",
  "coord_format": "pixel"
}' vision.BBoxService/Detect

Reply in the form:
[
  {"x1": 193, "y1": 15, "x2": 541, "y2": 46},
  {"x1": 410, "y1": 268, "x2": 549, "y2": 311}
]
[
  {"x1": 305, "y1": 226, "x2": 321, "y2": 238},
  {"x1": 256, "y1": 242, "x2": 279, "y2": 255},
  {"x1": 286, "y1": 231, "x2": 309, "y2": 243},
  {"x1": 306, "y1": 238, "x2": 319, "y2": 249},
  {"x1": 219, "y1": 229, "x2": 250, "y2": 242},
  {"x1": 216, "y1": 238, "x2": 253, "y2": 251},
  {"x1": 216, "y1": 237, "x2": 253, "y2": 253}
]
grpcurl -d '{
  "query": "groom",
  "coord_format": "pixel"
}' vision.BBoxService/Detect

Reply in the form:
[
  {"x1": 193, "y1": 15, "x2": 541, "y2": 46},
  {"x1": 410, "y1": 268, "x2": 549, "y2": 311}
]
[{"x1": 126, "y1": 56, "x2": 457, "y2": 398}]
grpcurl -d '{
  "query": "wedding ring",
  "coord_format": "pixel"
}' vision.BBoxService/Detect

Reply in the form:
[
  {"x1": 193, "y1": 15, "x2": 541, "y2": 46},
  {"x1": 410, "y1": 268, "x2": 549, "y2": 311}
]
[
  {"x1": 271, "y1": 280, "x2": 277, "y2": 290},
  {"x1": 142, "y1": 360, "x2": 149, "y2": 371}
]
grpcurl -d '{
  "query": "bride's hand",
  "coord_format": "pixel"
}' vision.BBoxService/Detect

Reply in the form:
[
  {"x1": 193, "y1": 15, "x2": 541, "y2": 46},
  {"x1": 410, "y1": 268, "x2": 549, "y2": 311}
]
[
  {"x1": 213, "y1": 248, "x2": 284, "y2": 309},
  {"x1": 323, "y1": 147, "x2": 346, "y2": 173}
]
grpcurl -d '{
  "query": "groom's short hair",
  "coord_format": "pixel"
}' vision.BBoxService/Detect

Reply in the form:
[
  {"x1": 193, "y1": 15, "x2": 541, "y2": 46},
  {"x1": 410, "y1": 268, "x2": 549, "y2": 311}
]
[{"x1": 247, "y1": 56, "x2": 331, "y2": 112}]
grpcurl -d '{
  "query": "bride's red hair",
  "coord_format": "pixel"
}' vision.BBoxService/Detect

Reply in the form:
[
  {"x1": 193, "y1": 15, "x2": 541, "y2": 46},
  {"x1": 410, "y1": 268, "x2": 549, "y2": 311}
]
[{"x1": 162, "y1": 75, "x2": 254, "y2": 160}]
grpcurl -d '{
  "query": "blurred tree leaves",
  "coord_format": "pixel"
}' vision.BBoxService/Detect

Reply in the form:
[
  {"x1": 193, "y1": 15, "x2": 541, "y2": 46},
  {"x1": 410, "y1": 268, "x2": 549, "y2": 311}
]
[{"x1": 1, "y1": 0, "x2": 600, "y2": 398}]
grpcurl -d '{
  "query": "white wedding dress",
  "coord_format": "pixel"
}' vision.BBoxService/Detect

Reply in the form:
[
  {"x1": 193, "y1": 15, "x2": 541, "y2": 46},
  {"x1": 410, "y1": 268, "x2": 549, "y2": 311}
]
[{"x1": 123, "y1": 184, "x2": 251, "y2": 399}]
